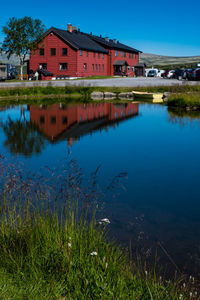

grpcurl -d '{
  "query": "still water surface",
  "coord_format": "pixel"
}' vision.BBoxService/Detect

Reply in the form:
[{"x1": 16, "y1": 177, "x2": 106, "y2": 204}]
[{"x1": 0, "y1": 101, "x2": 200, "y2": 277}]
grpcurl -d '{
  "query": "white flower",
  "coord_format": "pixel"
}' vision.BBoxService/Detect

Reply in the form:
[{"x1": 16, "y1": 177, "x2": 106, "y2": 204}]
[
  {"x1": 99, "y1": 218, "x2": 110, "y2": 224},
  {"x1": 179, "y1": 294, "x2": 183, "y2": 300},
  {"x1": 69, "y1": 237, "x2": 71, "y2": 240},
  {"x1": 90, "y1": 251, "x2": 97, "y2": 256},
  {"x1": 68, "y1": 243, "x2": 71, "y2": 248}
]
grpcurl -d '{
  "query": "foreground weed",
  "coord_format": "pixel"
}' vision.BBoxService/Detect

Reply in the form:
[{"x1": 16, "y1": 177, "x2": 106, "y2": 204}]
[{"x1": 0, "y1": 155, "x2": 198, "y2": 299}]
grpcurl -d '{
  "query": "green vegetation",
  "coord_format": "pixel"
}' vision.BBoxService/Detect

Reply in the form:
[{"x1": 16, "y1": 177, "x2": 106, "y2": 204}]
[
  {"x1": 1, "y1": 84, "x2": 200, "y2": 101},
  {"x1": 140, "y1": 53, "x2": 200, "y2": 68},
  {"x1": 0, "y1": 202, "x2": 196, "y2": 299},
  {"x1": 1, "y1": 17, "x2": 45, "y2": 79},
  {"x1": 0, "y1": 156, "x2": 198, "y2": 300},
  {"x1": 153, "y1": 63, "x2": 198, "y2": 70},
  {"x1": 167, "y1": 92, "x2": 200, "y2": 110}
]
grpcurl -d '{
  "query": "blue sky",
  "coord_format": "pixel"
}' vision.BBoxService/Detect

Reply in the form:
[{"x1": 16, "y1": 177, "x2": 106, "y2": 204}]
[{"x1": 0, "y1": 0, "x2": 200, "y2": 56}]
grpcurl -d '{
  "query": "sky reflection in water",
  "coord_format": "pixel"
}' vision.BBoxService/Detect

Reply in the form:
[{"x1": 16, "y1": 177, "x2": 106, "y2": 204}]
[{"x1": 0, "y1": 101, "x2": 200, "y2": 278}]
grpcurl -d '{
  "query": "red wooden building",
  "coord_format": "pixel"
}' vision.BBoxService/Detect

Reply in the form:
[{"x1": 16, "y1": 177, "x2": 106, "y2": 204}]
[{"x1": 29, "y1": 24, "x2": 142, "y2": 79}]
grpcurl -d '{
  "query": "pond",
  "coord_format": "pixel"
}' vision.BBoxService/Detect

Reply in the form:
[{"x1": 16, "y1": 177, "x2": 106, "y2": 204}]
[{"x1": 0, "y1": 101, "x2": 200, "y2": 278}]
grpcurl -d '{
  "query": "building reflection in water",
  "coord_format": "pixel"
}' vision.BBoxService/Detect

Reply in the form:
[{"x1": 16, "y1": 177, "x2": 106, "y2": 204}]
[{"x1": 30, "y1": 103, "x2": 139, "y2": 146}]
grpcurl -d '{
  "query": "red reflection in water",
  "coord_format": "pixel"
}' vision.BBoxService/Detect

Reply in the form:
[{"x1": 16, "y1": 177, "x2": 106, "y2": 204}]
[{"x1": 30, "y1": 103, "x2": 139, "y2": 146}]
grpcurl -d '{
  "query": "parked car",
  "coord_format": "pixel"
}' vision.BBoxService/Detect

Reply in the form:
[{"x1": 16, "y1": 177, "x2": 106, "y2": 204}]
[
  {"x1": 162, "y1": 70, "x2": 170, "y2": 78},
  {"x1": 173, "y1": 69, "x2": 185, "y2": 80},
  {"x1": 147, "y1": 70, "x2": 157, "y2": 77},
  {"x1": 157, "y1": 70, "x2": 165, "y2": 77},
  {"x1": 167, "y1": 70, "x2": 175, "y2": 79},
  {"x1": 195, "y1": 68, "x2": 200, "y2": 80},
  {"x1": 190, "y1": 68, "x2": 200, "y2": 81},
  {"x1": 182, "y1": 69, "x2": 194, "y2": 80}
]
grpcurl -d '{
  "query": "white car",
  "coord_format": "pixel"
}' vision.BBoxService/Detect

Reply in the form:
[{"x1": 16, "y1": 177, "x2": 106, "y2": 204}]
[{"x1": 157, "y1": 70, "x2": 165, "y2": 77}]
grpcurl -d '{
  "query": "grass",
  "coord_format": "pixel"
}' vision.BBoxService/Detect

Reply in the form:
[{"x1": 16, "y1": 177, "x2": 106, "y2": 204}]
[
  {"x1": 0, "y1": 203, "x2": 197, "y2": 299},
  {"x1": 0, "y1": 156, "x2": 198, "y2": 299},
  {"x1": 1, "y1": 84, "x2": 200, "y2": 102},
  {"x1": 167, "y1": 92, "x2": 200, "y2": 109}
]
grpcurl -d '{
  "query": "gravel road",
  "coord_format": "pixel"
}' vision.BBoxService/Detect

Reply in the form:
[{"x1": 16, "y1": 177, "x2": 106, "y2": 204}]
[{"x1": 0, "y1": 77, "x2": 200, "y2": 88}]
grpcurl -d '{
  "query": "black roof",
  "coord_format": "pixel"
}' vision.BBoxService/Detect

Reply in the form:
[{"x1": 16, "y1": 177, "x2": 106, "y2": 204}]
[
  {"x1": 135, "y1": 62, "x2": 146, "y2": 67},
  {"x1": 113, "y1": 60, "x2": 129, "y2": 66},
  {"x1": 49, "y1": 113, "x2": 139, "y2": 143},
  {"x1": 82, "y1": 33, "x2": 142, "y2": 53},
  {"x1": 44, "y1": 27, "x2": 108, "y2": 53}
]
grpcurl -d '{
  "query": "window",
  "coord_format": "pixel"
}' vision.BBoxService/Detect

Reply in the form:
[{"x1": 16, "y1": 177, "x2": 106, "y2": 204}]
[
  {"x1": 98, "y1": 53, "x2": 100, "y2": 59},
  {"x1": 83, "y1": 63, "x2": 87, "y2": 71},
  {"x1": 92, "y1": 64, "x2": 94, "y2": 72},
  {"x1": 102, "y1": 53, "x2": 104, "y2": 59},
  {"x1": 39, "y1": 63, "x2": 47, "y2": 70},
  {"x1": 124, "y1": 52, "x2": 126, "y2": 57},
  {"x1": 62, "y1": 48, "x2": 68, "y2": 56},
  {"x1": 39, "y1": 48, "x2": 44, "y2": 56},
  {"x1": 95, "y1": 64, "x2": 97, "y2": 71},
  {"x1": 40, "y1": 116, "x2": 45, "y2": 124},
  {"x1": 62, "y1": 116, "x2": 68, "y2": 124},
  {"x1": 115, "y1": 50, "x2": 118, "y2": 57},
  {"x1": 99, "y1": 64, "x2": 101, "y2": 72},
  {"x1": 128, "y1": 66, "x2": 130, "y2": 71},
  {"x1": 86, "y1": 51, "x2": 89, "y2": 57},
  {"x1": 102, "y1": 64, "x2": 104, "y2": 72},
  {"x1": 94, "y1": 52, "x2": 96, "y2": 58},
  {"x1": 59, "y1": 104, "x2": 66, "y2": 109},
  {"x1": 132, "y1": 66, "x2": 134, "y2": 71},
  {"x1": 80, "y1": 50, "x2": 83, "y2": 56},
  {"x1": 129, "y1": 53, "x2": 131, "y2": 59},
  {"x1": 121, "y1": 51, "x2": 123, "y2": 57},
  {"x1": 59, "y1": 63, "x2": 68, "y2": 70},
  {"x1": 51, "y1": 48, "x2": 56, "y2": 56},
  {"x1": 0, "y1": 66, "x2": 6, "y2": 72},
  {"x1": 51, "y1": 116, "x2": 56, "y2": 124},
  {"x1": 40, "y1": 104, "x2": 47, "y2": 109}
]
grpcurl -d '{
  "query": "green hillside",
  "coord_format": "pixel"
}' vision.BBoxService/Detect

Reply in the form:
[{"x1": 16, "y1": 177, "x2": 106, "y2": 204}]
[{"x1": 140, "y1": 53, "x2": 200, "y2": 68}]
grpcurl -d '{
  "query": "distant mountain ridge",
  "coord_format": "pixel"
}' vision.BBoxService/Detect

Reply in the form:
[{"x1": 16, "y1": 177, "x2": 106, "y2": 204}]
[
  {"x1": 140, "y1": 53, "x2": 200, "y2": 67},
  {"x1": 0, "y1": 52, "x2": 29, "y2": 65},
  {"x1": 0, "y1": 52, "x2": 20, "y2": 65},
  {"x1": 1, "y1": 51, "x2": 200, "y2": 68}
]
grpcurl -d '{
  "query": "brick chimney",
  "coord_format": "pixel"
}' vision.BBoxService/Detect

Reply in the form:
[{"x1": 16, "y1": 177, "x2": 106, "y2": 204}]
[{"x1": 67, "y1": 23, "x2": 73, "y2": 33}]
